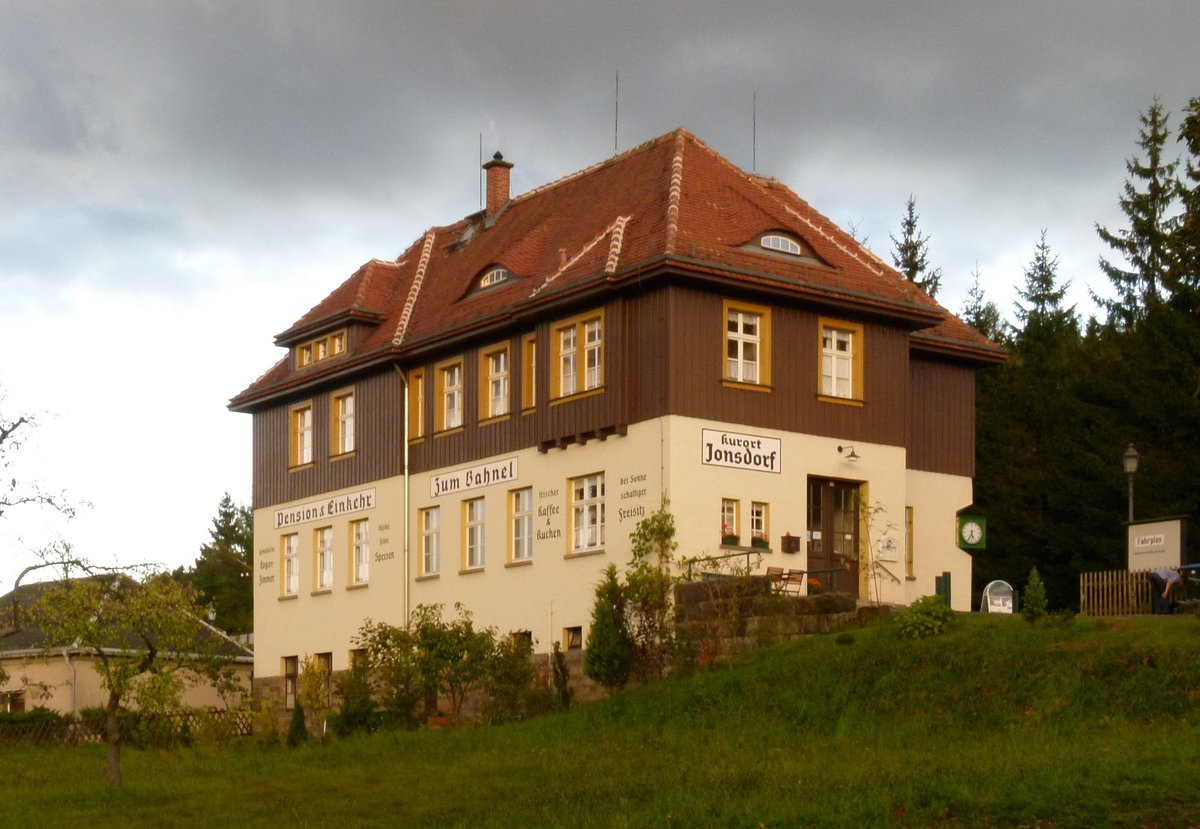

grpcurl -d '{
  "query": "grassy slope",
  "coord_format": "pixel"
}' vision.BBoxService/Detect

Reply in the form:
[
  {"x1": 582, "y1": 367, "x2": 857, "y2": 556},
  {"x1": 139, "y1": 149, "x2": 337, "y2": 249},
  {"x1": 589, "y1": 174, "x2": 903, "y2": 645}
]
[{"x1": 3, "y1": 614, "x2": 1200, "y2": 828}]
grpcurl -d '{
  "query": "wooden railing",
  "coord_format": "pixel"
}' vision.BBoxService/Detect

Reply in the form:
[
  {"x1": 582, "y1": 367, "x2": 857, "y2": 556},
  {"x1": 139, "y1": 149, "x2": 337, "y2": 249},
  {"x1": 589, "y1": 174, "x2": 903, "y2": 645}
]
[{"x1": 1079, "y1": 569, "x2": 1152, "y2": 616}]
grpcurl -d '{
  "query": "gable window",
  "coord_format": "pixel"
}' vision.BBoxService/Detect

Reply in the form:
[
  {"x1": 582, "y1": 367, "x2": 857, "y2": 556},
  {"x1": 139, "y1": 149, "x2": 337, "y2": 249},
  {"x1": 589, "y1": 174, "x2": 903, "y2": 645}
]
[
  {"x1": 408, "y1": 369, "x2": 425, "y2": 439},
  {"x1": 290, "y1": 403, "x2": 313, "y2": 468},
  {"x1": 571, "y1": 473, "x2": 605, "y2": 553},
  {"x1": 332, "y1": 390, "x2": 355, "y2": 456},
  {"x1": 436, "y1": 359, "x2": 464, "y2": 432},
  {"x1": 420, "y1": 507, "x2": 440, "y2": 576},
  {"x1": 479, "y1": 267, "x2": 510, "y2": 289},
  {"x1": 480, "y1": 344, "x2": 510, "y2": 420},
  {"x1": 463, "y1": 497, "x2": 485, "y2": 570},
  {"x1": 295, "y1": 329, "x2": 348, "y2": 369},
  {"x1": 760, "y1": 234, "x2": 802, "y2": 255},
  {"x1": 315, "y1": 526, "x2": 334, "y2": 590},
  {"x1": 511, "y1": 487, "x2": 533, "y2": 563},
  {"x1": 819, "y1": 318, "x2": 864, "y2": 402},
  {"x1": 351, "y1": 518, "x2": 369, "y2": 585},
  {"x1": 281, "y1": 533, "x2": 299, "y2": 596},
  {"x1": 551, "y1": 310, "x2": 604, "y2": 400},
  {"x1": 723, "y1": 300, "x2": 771, "y2": 388},
  {"x1": 521, "y1": 334, "x2": 536, "y2": 411}
]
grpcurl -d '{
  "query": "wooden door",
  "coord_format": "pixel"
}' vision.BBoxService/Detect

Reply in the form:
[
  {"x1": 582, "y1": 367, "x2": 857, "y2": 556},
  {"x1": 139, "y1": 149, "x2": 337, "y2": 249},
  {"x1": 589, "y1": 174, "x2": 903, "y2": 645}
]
[{"x1": 807, "y1": 478, "x2": 860, "y2": 598}]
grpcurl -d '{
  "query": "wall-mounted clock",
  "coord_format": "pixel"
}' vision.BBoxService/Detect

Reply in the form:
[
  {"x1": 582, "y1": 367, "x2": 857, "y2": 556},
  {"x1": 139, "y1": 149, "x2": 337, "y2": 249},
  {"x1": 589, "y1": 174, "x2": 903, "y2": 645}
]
[{"x1": 957, "y1": 515, "x2": 986, "y2": 550}]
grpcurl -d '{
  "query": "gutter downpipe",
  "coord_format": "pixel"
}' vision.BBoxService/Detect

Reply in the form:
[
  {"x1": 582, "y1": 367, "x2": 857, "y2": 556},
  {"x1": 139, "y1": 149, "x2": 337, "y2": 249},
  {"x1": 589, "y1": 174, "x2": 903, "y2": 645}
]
[{"x1": 395, "y1": 365, "x2": 411, "y2": 627}]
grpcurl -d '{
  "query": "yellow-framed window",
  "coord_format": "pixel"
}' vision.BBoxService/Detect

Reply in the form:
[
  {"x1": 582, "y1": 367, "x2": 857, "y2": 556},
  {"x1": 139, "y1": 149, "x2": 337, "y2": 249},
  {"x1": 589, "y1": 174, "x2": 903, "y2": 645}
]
[
  {"x1": 350, "y1": 518, "x2": 369, "y2": 585},
  {"x1": 723, "y1": 299, "x2": 772, "y2": 388},
  {"x1": 289, "y1": 402, "x2": 313, "y2": 468},
  {"x1": 510, "y1": 487, "x2": 534, "y2": 563},
  {"x1": 479, "y1": 342, "x2": 511, "y2": 420},
  {"x1": 750, "y1": 501, "x2": 769, "y2": 543},
  {"x1": 818, "y1": 317, "x2": 864, "y2": 402},
  {"x1": 280, "y1": 532, "x2": 299, "y2": 596},
  {"x1": 521, "y1": 334, "x2": 536, "y2": 411},
  {"x1": 419, "y1": 506, "x2": 440, "y2": 576},
  {"x1": 721, "y1": 498, "x2": 740, "y2": 543},
  {"x1": 408, "y1": 368, "x2": 425, "y2": 439},
  {"x1": 463, "y1": 497, "x2": 485, "y2": 570},
  {"x1": 331, "y1": 388, "x2": 355, "y2": 456},
  {"x1": 435, "y1": 358, "x2": 464, "y2": 432},
  {"x1": 314, "y1": 526, "x2": 334, "y2": 590},
  {"x1": 550, "y1": 310, "x2": 604, "y2": 400}
]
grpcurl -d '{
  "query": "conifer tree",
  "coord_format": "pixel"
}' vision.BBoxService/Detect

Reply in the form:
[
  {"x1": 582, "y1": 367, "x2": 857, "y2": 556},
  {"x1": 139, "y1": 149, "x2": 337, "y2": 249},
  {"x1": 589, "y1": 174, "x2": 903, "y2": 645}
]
[
  {"x1": 1168, "y1": 96, "x2": 1200, "y2": 310},
  {"x1": 583, "y1": 565, "x2": 633, "y2": 692},
  {"x1": 175, "y1": 494, "x2": 253, "y2": 634},
  {"x1": 1096, "y1": 97, "x2": 1178, "y2": 328},
  {"x1": 960, "y1": 266, "x2": 1005, "y2": 343},
  {"x1": 889, "y1": 196, "x2": 942, "y2": 297}
]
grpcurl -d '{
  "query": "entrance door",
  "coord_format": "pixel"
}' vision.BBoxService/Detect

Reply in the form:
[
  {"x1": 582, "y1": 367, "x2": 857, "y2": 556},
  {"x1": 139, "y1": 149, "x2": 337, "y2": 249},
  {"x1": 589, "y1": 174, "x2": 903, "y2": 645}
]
[{"x1": 807, "y1": 478, "x2": 860, "y2": 598}]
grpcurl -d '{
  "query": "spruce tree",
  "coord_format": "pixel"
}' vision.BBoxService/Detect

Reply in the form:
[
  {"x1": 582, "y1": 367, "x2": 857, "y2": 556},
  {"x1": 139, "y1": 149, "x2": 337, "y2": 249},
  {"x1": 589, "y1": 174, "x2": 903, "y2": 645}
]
[
  {"x1": 889, "y1": 196, "x2": 942, "y2": 297},
  {"x1": 960, "y1": 266, "x2": 1005, "y2": 343},
  {"x1": 1096, "y1": 97, "x2": 1178, "y2": 328},
  {"x1": 583, "y1": 565, "x2": 633, "y2": 692},
  {"x1": 1168, "y1": 96, "x2": 1200, "y2": 310}
]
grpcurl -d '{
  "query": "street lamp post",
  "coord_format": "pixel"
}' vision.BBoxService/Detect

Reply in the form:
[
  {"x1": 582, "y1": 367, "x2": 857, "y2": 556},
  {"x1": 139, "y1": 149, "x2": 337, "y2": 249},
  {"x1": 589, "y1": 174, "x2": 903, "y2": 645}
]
[{"x1": 1123, "y1": 444, "x2": 1140, "y2": 523}]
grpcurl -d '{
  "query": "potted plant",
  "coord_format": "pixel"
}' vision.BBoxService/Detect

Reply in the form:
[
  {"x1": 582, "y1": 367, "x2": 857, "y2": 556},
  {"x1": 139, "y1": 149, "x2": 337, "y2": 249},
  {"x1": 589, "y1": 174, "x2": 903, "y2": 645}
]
[
  {"x1": 751, "y1": 535, "x2": 770, "y2": 549},
  {"x1": 720, "y1": 524, "x2": 740, "y2": 546}
]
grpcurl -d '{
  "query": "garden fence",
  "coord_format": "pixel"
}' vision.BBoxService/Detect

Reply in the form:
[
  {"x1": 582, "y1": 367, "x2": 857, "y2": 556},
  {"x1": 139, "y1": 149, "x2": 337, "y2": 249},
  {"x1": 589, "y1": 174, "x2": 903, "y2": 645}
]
[{"x1": 1079, "y1": 569, "x2": 1152, "y2": 616}]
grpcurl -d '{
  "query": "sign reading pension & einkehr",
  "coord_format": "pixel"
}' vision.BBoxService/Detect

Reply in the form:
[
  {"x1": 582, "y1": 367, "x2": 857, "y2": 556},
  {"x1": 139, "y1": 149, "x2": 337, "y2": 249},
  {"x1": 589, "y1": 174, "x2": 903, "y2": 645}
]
[
  {"x1": 700, "y1": 429, "x2": 781, "y2": 474},
  {"x1": 274, "y1": 488, "x2": 377, "y2": 530}
]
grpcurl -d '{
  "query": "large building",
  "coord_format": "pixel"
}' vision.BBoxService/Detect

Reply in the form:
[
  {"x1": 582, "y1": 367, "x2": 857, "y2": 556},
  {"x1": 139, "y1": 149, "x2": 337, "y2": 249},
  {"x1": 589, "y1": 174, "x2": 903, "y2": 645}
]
[{"x1": 230, "y1": 129, "x2": 1003, "y2": 699}]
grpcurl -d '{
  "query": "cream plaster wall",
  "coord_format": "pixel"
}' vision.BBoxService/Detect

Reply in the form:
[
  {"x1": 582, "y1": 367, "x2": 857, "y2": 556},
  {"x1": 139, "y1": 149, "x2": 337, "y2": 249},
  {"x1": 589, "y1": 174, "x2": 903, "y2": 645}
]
[
  {"x1": 250, "y1": 416, "x2": 977, "y2": 681},
  {"x1": 1, "y1": 655, "x2": 251, "y2": 716}
]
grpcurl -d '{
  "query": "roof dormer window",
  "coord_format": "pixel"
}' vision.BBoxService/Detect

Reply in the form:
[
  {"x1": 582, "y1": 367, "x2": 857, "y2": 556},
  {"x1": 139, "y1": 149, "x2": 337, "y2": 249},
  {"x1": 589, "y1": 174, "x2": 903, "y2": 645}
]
[
  {"x1": 295, "y1": 329, "x2": 348, "y2": 370},
  {"x1": 479, "y1": 267, "x2": 511, "y2": 289},
  {"x1": 760, "y1": 234, "x2": 803, "y2": 256}
]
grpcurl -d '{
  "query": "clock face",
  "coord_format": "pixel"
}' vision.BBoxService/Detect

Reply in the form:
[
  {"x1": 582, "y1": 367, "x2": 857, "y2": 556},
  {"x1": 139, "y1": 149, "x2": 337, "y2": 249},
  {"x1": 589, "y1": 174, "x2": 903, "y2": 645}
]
[{"x1": 962, "y1": 521, "x2": 983, "y2": 545}]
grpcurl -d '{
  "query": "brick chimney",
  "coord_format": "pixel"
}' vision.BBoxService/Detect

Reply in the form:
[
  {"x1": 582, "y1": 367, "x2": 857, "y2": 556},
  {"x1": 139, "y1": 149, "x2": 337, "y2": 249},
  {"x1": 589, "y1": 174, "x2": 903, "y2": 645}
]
[{"x1": 482, "y1": 151, "x2": 513, "y2": 217}]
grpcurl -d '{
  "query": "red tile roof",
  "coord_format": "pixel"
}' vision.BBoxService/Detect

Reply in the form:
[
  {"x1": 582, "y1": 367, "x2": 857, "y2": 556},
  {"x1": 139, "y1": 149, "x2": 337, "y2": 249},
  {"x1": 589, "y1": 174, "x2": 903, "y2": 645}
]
[{"x1": 231, "y1": 128, "x2": 1002, "y2": 409}]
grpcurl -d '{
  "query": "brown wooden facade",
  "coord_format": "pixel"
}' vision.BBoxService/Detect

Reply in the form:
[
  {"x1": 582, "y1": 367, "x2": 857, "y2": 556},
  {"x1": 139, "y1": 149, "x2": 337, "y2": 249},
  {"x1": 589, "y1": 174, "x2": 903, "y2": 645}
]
[{"x1": 250, "y1": 281, "x2": 979, "y2": 510}]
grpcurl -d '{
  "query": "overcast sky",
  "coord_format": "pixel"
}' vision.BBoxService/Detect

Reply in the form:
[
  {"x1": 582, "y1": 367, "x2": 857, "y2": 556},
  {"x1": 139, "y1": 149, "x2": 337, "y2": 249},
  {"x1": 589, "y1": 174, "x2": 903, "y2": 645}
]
[{"x1": 2, "y1": 1, "x2": 1198, "y2": 592}]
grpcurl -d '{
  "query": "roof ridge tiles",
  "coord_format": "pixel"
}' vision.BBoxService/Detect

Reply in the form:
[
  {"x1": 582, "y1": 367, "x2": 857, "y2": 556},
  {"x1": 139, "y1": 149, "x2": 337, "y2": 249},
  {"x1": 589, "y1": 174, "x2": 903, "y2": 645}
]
[
  {"x1": 532, "y1": 216, "x2": 627, "y2": 297},
  {"x1": 664, "y1": 131, "x2": 686, "y2": 254},
  {"x1": 507, "y1": 127, "x2": 690, "y2": 212},
  {"x1": 605, "y1": 216, "x2": 630, "y2": 274},
  {"x1": 392, "y1": 231, "x2": 437, "y2": 346}
]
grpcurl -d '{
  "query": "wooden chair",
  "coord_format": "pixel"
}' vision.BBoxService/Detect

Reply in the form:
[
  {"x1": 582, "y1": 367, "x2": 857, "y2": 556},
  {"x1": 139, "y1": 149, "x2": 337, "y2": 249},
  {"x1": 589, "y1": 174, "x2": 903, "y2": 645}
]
[
  {"x1": 784, "y1": 569, "x2": 807, "y2": 595},
  {"x1": 766, "y1": 567, "x2": 786, "y2": 594}
]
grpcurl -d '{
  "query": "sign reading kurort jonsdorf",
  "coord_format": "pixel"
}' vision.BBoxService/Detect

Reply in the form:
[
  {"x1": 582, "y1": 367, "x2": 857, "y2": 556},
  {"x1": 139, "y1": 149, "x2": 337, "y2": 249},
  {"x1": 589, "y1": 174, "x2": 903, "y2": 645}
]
[{"x1": 700, "y1": 429, "x2": 781, "y2": 474}]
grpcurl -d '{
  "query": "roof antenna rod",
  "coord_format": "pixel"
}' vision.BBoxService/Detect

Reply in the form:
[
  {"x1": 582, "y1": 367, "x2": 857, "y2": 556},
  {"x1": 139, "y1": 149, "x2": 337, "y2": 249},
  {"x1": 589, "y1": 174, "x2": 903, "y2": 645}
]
[
  {"x1": 479, "y1": 133, "x2": 483, "y2": 210},
  {"x1": 614, "y1": 70, "x2": 619, "y2": 155},
  {"x1": 752, "y1": 89, "x2": 757, "y2": 174}
]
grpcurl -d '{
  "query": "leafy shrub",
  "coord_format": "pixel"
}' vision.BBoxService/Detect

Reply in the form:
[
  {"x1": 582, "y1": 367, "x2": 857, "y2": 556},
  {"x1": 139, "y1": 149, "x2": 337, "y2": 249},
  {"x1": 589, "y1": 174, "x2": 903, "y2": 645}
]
[
  {"x1": 330, "y1": 662, "x2": 377, "y2": 738},
  {"x1": 896, "y1": 595, "x2": 956, "y2": 639},
  {"x1": 551, "y1": 641, "x2": 573, "y2": 711},
  {"x1": 482, "y1": 634, "x2": 537, "y2": 724}
]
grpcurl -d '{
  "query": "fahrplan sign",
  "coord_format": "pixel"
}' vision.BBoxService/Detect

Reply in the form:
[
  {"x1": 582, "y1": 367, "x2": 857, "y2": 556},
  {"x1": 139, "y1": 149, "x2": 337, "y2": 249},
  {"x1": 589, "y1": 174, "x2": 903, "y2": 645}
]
[{"x1": 700, "y1": 429, "x2": 781, "y2": 474}]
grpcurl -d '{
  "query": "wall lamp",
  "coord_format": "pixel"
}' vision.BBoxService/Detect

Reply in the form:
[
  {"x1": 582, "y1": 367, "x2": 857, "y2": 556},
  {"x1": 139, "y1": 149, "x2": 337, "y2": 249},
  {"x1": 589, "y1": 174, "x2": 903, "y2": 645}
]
[{"x1": 837, "y1": 444, "x2": 860, "y2": 462}]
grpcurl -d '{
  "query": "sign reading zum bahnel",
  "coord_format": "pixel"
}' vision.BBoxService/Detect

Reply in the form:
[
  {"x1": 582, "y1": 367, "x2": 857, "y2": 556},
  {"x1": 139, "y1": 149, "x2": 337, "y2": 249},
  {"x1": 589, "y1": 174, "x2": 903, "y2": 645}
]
[
  {"x1": 700, "y1": 429, "x2": 781, "y2": 474},
  {"x1": 431, "y1": 457, "x2": 519, "y2": 498}
]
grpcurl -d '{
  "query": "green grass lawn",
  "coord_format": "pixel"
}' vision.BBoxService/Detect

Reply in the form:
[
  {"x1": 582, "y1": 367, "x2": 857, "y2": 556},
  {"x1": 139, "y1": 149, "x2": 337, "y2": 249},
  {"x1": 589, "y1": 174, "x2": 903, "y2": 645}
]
[{"x1": 4, "y1": 614, "x2": 1200, "y2": 828}]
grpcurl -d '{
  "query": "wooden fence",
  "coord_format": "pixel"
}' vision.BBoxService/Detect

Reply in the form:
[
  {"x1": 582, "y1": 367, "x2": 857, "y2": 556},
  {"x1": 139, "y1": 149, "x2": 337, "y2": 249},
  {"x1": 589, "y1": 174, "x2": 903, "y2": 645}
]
[
  {"x1": 1079, "y1": 569, "x2": 1153, "y2": 616},
  {"x1": 0, "y1": 708, "x2": 252, "y2": 748}
]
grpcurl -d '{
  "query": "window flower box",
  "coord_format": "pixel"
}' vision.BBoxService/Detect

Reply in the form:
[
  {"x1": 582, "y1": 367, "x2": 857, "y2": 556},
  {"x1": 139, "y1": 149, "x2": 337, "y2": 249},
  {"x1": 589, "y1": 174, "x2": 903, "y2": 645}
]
[
  {"x1": 721, "y1": 534, "x2": 741, "y2": 546},
  {"x1": 751, "y1": 537, "x2": 770, "y2": 549}
]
